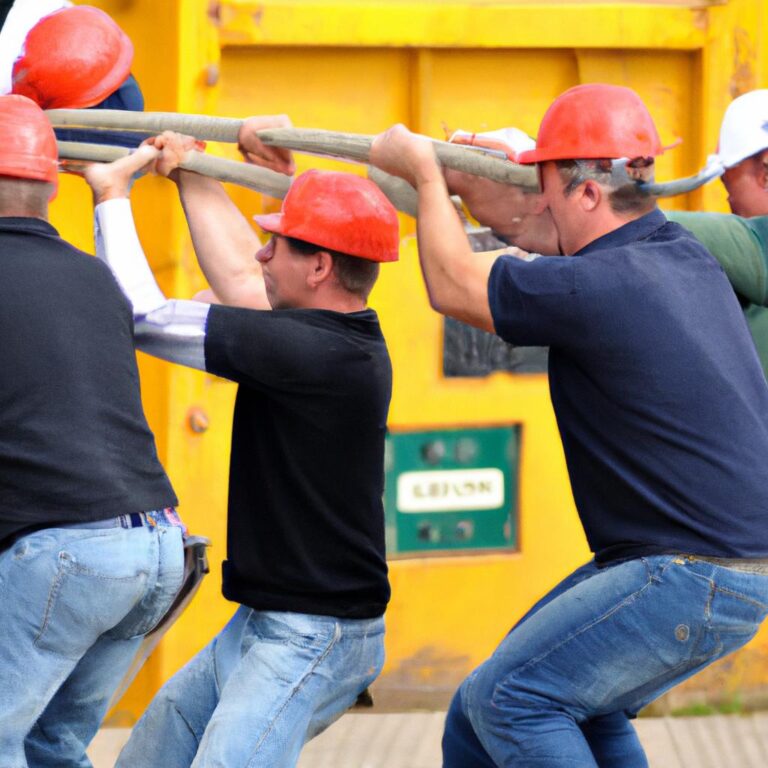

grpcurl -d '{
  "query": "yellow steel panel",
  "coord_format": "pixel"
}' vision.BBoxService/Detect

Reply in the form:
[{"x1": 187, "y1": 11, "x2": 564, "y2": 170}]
[
  {"x1": 89, "y1": 0, "x2": 183, "y2": 110},
  {"x1": 219, "y1": 1, "x2": 712, "y2": 49},
  {"x1": 409, "y1": 48, "x2": 578, "y2": 140},
  {"x1": 218, "y1": 47, "x2": 412, "y2": 131}
]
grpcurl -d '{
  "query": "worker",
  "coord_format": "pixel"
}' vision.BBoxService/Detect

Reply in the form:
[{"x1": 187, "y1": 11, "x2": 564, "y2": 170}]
[
  {"x1": 83, "y1": 132, "x2": 398, "y2": 767},
  {"x1": 0, "y1": 0, "x2": 69, "y2": 96},
  {"x1": 0, "y1": 95, "x2": 184, "y2": 768},
  {"x1": 2, "y1": 2, "x2": 146, "y2": 154},
  {"x1": 444, "y1": 123, "x2": 768, "y2": 381},
  {"x1": 671, "y1": 89, "x2": 768, "y2": 375},
  {"x1": 2, "y1": 3, "x2": 142, "y2": 110},
  {"x1": 370, "y1": 83, "x2": 768, "y2": 768},
  {"x1": 445, "y1": 126, "x2": 768, "y2": 310}
]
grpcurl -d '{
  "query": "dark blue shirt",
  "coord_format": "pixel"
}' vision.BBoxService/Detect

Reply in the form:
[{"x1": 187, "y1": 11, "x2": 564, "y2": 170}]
[{"x1": 489, "y1": 208, "x2": 768, "y2": 563}]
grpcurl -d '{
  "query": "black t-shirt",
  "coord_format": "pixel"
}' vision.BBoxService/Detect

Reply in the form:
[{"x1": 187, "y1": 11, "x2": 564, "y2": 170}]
[
  {"x1": 205, "y1": 305, "x2": 392, "y2": 618},
  {"x1": 0, "y1": 218, "x2": 177, "y2": 548},
  {"x1": 489, "y1": 209, "x2": 768, "y2": 563}
]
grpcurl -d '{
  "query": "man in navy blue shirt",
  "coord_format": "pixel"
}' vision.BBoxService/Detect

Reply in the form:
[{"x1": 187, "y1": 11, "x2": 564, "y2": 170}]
[{"x1": 371, "y1": 84, "x2": 768, "y2": 768}]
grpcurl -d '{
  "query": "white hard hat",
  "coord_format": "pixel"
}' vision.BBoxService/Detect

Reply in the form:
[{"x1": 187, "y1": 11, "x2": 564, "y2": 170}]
[{"x1": 716, "y1": 89, "x2": 768, "y2": 169}]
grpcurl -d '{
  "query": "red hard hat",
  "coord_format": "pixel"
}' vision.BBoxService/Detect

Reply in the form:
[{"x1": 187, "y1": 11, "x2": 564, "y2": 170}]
[
  {"x1": 0, "y1": 95, "x2": 58, "y2": 198},
  {"x1": 12, "y1": 6, "x2": 133, "y2": 109},
  {"x1": 517, "y1": 84, "x2": 666, "y2": 164},
  {"x1": 254, "y1": 170, "x2": 400, "y2": 263}
]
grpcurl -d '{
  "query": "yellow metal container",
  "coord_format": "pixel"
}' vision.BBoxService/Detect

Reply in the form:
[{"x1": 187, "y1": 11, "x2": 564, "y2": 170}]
[{"x1": 56, "y1": 0, "x2": 768, "y2": 720}]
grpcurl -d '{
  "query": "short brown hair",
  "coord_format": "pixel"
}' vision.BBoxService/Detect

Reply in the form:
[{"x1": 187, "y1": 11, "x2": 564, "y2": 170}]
[
  {"x1": 555, "y1": 159, "x2": 657, "y2": 215},
  {"x1": 284, "y1": 236, "x2": 380, "y2": 300},
  {"x1": 0, "y1": 176, "x2": 52, "y2": 217}
]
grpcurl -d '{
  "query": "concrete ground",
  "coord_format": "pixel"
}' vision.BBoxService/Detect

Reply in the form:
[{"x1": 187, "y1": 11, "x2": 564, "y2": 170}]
[{"x1": 88, "y1": 712, "x2": 768, "y2": 767}]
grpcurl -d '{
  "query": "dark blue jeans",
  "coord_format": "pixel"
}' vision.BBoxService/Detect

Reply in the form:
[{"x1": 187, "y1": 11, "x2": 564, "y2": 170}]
[{"x1": 443, "y1": 556, "x2": 768, "y2": 767}]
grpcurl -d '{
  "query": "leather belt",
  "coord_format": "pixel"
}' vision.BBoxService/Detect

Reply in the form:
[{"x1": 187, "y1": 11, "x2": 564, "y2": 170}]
[{"x1": 678, "y1": 554, "x2": 768, "y2": 575}]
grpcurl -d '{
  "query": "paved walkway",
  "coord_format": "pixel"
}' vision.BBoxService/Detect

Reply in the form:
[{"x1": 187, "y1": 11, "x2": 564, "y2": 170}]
[{"x1": 88, "y1": 712, "x2": 768, "y2": 767}]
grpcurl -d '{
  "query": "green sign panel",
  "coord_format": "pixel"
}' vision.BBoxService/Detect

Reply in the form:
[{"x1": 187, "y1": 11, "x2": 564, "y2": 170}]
[{"x1": 384, "y1": 426, "x2": 520, "y2": 556}]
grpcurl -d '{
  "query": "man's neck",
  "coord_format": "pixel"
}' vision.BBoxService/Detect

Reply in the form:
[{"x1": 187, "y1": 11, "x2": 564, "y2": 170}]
[
  {"x1": 569, "y1": 208, "x2": 652, "y2": 255},
  {"x1": 0, "y1": 211, "x2": 48, "y2": 223},
  {"x1": 303, "y1": 296, "x2": 368, "y2": 314},
  {"x1": 0, "y1": 209, "x2": 48, "y2": 220}
]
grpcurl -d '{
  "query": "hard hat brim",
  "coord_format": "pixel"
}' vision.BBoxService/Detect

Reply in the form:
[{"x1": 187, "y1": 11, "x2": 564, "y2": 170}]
[{"x1": 253, "y1": 213, "x2": 284, "y2": 235}]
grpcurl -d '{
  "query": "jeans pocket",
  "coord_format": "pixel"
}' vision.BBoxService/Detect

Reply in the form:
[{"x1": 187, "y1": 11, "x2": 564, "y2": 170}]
[
  {"x1": 248, "y1": 612, "x2": 337, "y2": 652},
  {"x1": 35, "y1": 549, "x2": 149, "y2": 659},
  {"x1": 703, "y1": 583, "x2": 768, "y2": 660}
]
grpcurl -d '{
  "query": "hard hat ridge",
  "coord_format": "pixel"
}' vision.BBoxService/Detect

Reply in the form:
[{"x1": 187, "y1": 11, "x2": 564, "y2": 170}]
[
  {"x1": 0, "y1": 94, "x2": 58, "y2": 198},
  {"x1": 254, "y1": 170, "x2": 400, "y2": 263}
]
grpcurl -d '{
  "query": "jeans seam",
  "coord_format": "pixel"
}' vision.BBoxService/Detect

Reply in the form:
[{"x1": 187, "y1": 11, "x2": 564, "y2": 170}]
[
  {"x1": 504, "y1": 571, "x2": 655, "y2": 684},
  {"x1": 69, "y1": 566, "x2": 149, "y2": 581},
  {"x1": 34, "y1": 553, "x2": 72, "y2": 649},
  {"x1": 652, "y1": 556, "x2": 677, "y2": 580},
  {"x1": 244, "y1": 621, "x2": 341, "y2": 766},
  {"x1": 714, "y1": 585, "x2": 768, "y2": 612}
]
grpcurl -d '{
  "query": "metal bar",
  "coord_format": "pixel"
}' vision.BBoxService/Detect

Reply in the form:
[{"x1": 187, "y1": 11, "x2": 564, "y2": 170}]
[{"x1": 639, "y1": 157, "x2": 724, "y2": 197}]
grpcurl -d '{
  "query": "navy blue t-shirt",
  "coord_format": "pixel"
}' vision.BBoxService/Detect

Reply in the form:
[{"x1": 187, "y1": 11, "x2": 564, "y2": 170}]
[{"x1": 489, "y1": 208, "x2": 768, "y2": 563}]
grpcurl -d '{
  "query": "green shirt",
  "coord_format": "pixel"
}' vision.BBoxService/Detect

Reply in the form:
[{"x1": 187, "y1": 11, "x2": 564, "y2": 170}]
[{"x1": 667, "y1": 211, "x2": 768, "y2": 376}]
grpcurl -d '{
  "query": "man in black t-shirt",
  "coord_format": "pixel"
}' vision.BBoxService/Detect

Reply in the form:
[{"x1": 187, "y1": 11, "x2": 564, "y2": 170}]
[
  {"x1": 0, "y1": 96, "x2": 184, "y2": 768},
  {"x1": 86, "y1": 139, "x2": 398, "y2": 767}
]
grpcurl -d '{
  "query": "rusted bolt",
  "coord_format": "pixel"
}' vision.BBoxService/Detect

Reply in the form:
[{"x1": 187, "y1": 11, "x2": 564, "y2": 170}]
[{"x1": 187, "y1": 407, "x2": 210, "y2": 434}]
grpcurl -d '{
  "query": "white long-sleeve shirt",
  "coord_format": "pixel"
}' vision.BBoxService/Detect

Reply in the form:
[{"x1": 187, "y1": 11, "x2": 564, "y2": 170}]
[{"x1": 94, "y1": 198, "x2": 210, "y2": 371}]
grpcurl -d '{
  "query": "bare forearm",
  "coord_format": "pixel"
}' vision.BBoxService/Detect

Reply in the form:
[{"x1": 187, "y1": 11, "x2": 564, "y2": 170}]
[
  {"x1": 370, "y1": 125, "x2": 497, "y2": 332},
  {"x1": 415, "y1": 169, "x2": 496, "y2": 332},
  {"x1": 176, "y1": 170, "x2": 269, "y2": 309}
]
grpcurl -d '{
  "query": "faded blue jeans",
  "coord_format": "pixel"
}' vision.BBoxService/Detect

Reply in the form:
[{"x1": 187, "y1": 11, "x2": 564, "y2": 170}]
[
  {"x1": 116, "y1": 605, "x2": 385, "y2": 768},
  {"x1": 443, "y1": 556, "x2": 768, "y2": 767},
  {"x1": 0, "y1": 523, "x2": 184, "y2": 768}
]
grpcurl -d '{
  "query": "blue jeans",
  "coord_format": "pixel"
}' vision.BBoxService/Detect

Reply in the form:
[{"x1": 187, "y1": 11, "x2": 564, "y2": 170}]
[
  {"x1": 443, "y1": 556, "x2": 768, "y2": 767},
  {"x1": 116, "y1": 605, "x2": 386, "y2": 768},
  {"x1": 0, "y1": 523, "x2": 184, "y2": 768}
]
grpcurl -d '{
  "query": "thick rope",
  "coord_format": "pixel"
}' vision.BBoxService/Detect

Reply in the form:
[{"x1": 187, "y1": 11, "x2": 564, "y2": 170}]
[
  {"x1": 48, "y1": 110, "x2": 539, "y2": 191},
  {"x1": 57, "y1": 141, "x2": 292, "y2": 199}
]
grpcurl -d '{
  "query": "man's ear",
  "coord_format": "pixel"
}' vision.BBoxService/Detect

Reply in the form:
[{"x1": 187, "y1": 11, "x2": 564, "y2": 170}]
[
  {"x1": 578, "y1": 179, "x2": 602, "y2": 212},
  {"x1": 307, "y1": 250, "x2": 335, "y2": 289}
]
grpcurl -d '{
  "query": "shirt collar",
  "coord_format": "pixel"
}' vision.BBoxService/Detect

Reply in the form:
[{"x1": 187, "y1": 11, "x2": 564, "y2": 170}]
[
  {"x1": 0, "y1": 217, "x2": 60, "y2": 238},
  {"x1": 574, "y1": 208, "x2": 667, "y2": 257}
]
